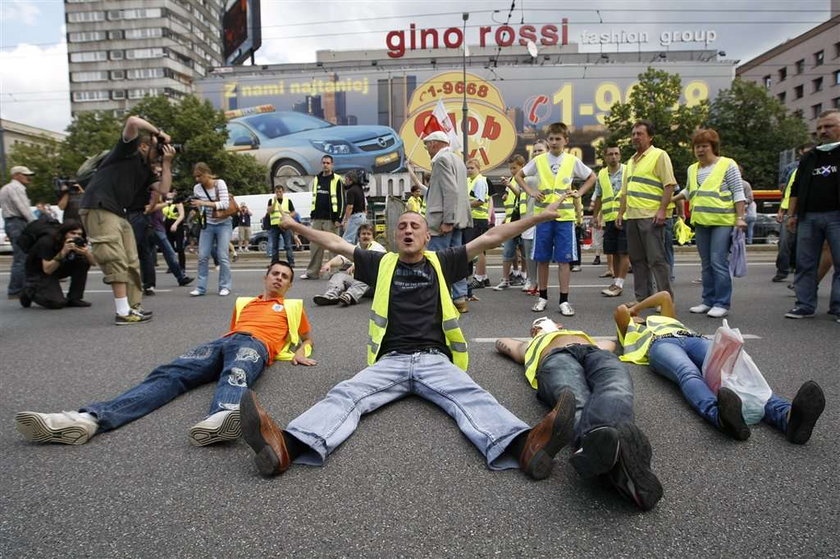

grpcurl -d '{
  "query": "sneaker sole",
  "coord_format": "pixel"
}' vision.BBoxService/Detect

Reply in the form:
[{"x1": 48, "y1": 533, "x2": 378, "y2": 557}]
[
  {"x1": 717, "y1": 387, "x2": 750, "y2": 441},
  {"x1": 313, "y1": 296, "x2": 339, "y2": 306},
  {"x1": 524, "y1": 390, "x2": 576, "y2": 480},
  {"x1": 115, "y1": 317, "x2": 152, "y2": 325},
  {"x1": 610, "y1": 424, "x2": 663, "y2": 511},
  {"x1": 15, "y1": 412, "x2": 92, "y2": 445},
  {"x1": 570, "y1": 427, "x2": 619, "y2": 478},
  {"x1": 784, "y1": 313, "x2": 815, "y2": 319},
  {"x1": 239, "y1": 392, "x2": 282, "y2": 476},
  {"x1": 786, "y1": 381, "x2": 826, "y2": 444},
  {"x1": 188, "y1": 410, "x2": 241, "y2": 446}
]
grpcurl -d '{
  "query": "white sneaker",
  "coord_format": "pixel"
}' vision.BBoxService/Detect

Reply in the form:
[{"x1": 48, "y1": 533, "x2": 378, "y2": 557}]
[
  {"x1": 559, "y1": 301, "x2": 576, "y2": 316},
  {"x1": 219, "y1": 288, "x2": 231, "y2": 296},
  {"x1": 15, "y1": 411, "x2": 98, "y2": 445},
  {"x1": 532, "y1": 298, "x2": 548, "y2": 312},
  {"x1": 493, "y1": 279, "x2": 510, "y2": 291},
  {"x1": 188, "y1": 409, "x2": 240, "y2": 446},
  {"x1": 300, "y1": 272, "x2": 312, "y2": 279},
  {"x1": 689, "y1": 303, "x2": 711, "y2": 314},
  {"x1": 707, "y1": 306, "x2": 729, "y2": 318},
  {"x1": 189, "y1": 289, "x2": 204, "y2": 297},
  {"x1": 521, "y1": 283, "x2": 534, "y2": 292}
]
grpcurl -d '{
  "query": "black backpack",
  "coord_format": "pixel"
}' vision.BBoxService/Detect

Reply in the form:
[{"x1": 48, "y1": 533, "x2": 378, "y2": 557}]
[
  {"x1": 75, "y1": 149, "x2": 111, "y2": 187},
  {"x1": 16, "y1": 215, "x2": 60, "y2": 253}
]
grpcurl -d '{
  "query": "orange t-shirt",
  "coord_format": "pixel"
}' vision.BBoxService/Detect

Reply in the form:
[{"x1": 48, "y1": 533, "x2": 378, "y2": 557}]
[{"x1": 224, "y1": 296, "x2": 310, "y2": 364}]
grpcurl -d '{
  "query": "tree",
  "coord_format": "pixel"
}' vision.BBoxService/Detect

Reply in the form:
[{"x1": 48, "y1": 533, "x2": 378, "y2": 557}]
[
  {"x1": 601, "y1": 67, "x2": 708, "y2": 182},
  {"x1": 705, "y1": 78, "x2": 808, "y2": 188},
  {"x1": 59, "y1": 111, "x2": 123, "y2": 175}
]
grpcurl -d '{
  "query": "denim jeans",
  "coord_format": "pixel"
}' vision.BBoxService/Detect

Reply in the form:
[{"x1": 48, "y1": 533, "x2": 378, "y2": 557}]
[
  {"x1": 285, "y1": 351, "x2": 529, "y2": 470},
  {"x1": 427, "y1": 228, "x2": 468, "y2": 300},
  {"x1": 4, "y1": 216, "x2": 26, "y2": 296},
  {"x1": 342, "y1": 212, "x2": 367, "y2": 244},
  {"x1": 81, "y1": 334, "x2": 268, "y2": 431},
  {"x1": 535, "y1": 344, "x2": 634, "y2": 445},
  {"x1": 325, "y1": 271, "x2": 371, "y2": 302},
  {"x1": 794, "y1": 211, "x2": 840, "y2": 315},
  {"x1": 694, "y1": 225, "x2": 734, "y2": 309},
  {"x1": 776, "y1": 216, "x2": 796, "y2": 275},
  {"x1": 197, "y1": 220, "x2": 233, "y2": 294},
  {"x1": 648, "y1": 336, "x2": 789, "y2": 430},
  {"x1": 267, "y1": 226, "x2": 295, "y2": 266},
  {"x1": 151, "y1": 229, "x2": 187, "y2": 283}
]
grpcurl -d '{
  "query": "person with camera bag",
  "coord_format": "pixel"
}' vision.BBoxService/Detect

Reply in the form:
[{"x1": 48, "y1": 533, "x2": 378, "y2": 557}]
[
  {"x1": 79, "y1": 115, "x2": 175, "y2": 325},
  {"x1": 20, "y1": 220, "x2": 94, "y2": 309},
  {"x1": 189, "y1": 162, "x2": 234, "y2": 297}
]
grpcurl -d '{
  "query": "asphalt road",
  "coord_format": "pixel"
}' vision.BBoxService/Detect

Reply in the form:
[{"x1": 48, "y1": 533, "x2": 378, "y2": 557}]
[{"x1": 1, "y1": 250, "x2": 837, "y2": 558}]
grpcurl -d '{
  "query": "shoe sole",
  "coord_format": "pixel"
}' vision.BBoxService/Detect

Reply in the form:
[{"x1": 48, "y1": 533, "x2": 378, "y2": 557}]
[
  {"x1": 15, "y1": 412, "x2": 92, "y2": 445},
  {"x1": 239, "y1": 392, "x2": 282, "y2": 476},
  {"x1": 786, "y1": 381, "x2": 826, "y2": 444},
  {"x1": 784, "y1": 313, "x2": 815, "y2": 319},
  {"x1": 601, "y1": 290, "x2": 622, "y2": 297},
  {"x1": 188, "y1": 410, "x2": 241, "y2": 446},
  {"x1": 717, "y1": 387, "x2": 750, "y2": 441},
  {"x1": 570, "y1": 427, "x2": 619, "y2": 478},
  {"x1": 524, "y1": 390, "x2": 575, "y2": 480},
  {"x1": 115, "y1": 317, "x2": 152, "y2": 325},
  {"x1": 559, "y1": 308, "x2": 575, "y2": 316},
  {"x1": 313, "y1": 296, "x2": 339, "y2": 306},
  {"x1": 610, "y1": 424, "x2": 663, "y2": 511}
]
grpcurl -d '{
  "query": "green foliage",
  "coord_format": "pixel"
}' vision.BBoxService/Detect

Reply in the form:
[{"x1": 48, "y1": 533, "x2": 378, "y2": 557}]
[
  {"x1": 601, "y1": 67, "x2": 708, "y2": 182},
  {"x1": 7, "y1": 138, "x2": 64, "y2": 203},
  {"x1": 705, "y1": 78, "x2": 808, "y2": 188},
  {"x1": 60, "y1": 111, "x2": 122, "y2": 175}
]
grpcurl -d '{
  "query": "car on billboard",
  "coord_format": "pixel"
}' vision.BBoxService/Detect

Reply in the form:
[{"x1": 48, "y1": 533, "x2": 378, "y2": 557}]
[{"x1": 224, "y1": 107, "x2": 404, "y2": 185}]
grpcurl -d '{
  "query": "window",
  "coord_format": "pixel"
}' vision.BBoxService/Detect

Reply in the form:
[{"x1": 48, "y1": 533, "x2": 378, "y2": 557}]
[
  {"x1": 127, "y1": 68, "x2": 165, "y2": 80},
  {"x1": 793, "y1": 109, "x2": 804, "y2": 119},
  {"x1": 835, "y1": 70, "x2": 840, "y2": 85},
  {"x1": 795, "y1": 59, "x2": 805, "y2": 74},
  {"x1": 834, "y1": 97, "x2": 840, "y2": 109},
  {"x1": 814, "y1": 50, "x2": 824, "y2": 66},
  {"x1": 125, "y1": 28, "x2": 164, "y2": 39},
  {"x1": 67, "y1": 11, "x2": 104, "y2": 23},
  {"x1": 813, "y1": 77, "x2": 823, "y2": 92},
  {"x1": 763, "y1": 75, "x2": 772, "y2": 89},
  {"x1": 112, "y1": 90, "x2": 126, "y2": 100},
  {"x1": 126, "y1": 47, "x2": 165, "y2": 60},
  {"x1": 68, "y1": 31, "x2": 105, "y2": 42},
  {"x1": 778, "y1": 67, "x2": 787, "y2": 82},
  {"x1": 835, "y1": 42, "x2": 840, "y2": 58},
  {"x1": 794, "y1": 85, "x2": 804, "y2": 99},
  {"x1": 811, "y1": 103, "x2": 823, "y2": 119},
  {"x1": 128, "y1": 88, "x2": 160, "y2": 100},
  {"x1": 778, "y1": 92, "x2": 786, "y2": 103},
  {"x1": 69, "y1": 51, "x2": 107, "y2": 63},
  {"x1": 110, "y1": 70, "x2": 125, "y2": 80},
  {"x1": 108, "y1": 8, "x2": 163, "y2": 20},
  {"x1": 71, "y1": 71, "x2": 108, "y2": 82},
  {"x1": 108, "y1": 30, "x2": 124, "y2": 40},
  {"x1": 72, "y1": 90, "x2": 109, "y2": 102},
  {"x1": 109, "y1": 50, "x2": 124, "y2": 60}
]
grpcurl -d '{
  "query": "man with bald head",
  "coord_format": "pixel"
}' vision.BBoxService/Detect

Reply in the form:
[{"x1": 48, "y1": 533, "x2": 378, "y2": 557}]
[{"x1": 238, "y1": 198, "x2": 583, "y2": 483}]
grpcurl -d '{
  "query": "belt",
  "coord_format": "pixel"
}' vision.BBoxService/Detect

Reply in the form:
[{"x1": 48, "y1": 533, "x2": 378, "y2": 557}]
[{"x1": 5, "y1": 215, "x2": 26, "y2": 220}]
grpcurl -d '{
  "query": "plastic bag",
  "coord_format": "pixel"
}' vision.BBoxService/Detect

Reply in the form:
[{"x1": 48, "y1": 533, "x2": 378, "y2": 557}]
[
  {"x1": 722, "y1": 349, "x2": 772, "y2": 424},
  {"x1": 729, "y1": 228, "x2": 747, "y2": 277},
  {"x1": 702, "y1": 319, "x2": 743, "y2": 394},
  {"x1": 674, "y1": 217, "x2": 695, "y2": 245}
]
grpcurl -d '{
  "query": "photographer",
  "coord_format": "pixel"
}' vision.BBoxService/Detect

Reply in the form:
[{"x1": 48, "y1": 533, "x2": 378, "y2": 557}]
[
  {"x1": 57, "y1": 180, "x2": 84, "y2": 223},
  {"x1": 162, "y1": 191, "x2": 187, "y2": 271},
  {"x1": 79, "y1": 115, "x2": 175, "y2": 325},
  {"x1": 20, "y1": 220, "x2": 94, "y2": 309}
]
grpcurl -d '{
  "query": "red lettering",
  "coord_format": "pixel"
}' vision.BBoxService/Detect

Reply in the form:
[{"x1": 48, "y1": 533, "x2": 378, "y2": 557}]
[
  {"x1": 479, "y1": 26, "x2": 492, "y2": 47},
  {"x1": 446, "y1": 111, "x2": 458, "y2": 130},
  {"x1": 479, "y1": 147, "x2": 490, "y2": 166},
  {"x1": 518, "y1": 25, "x2": 537, "y2": 46},
  {"x1": 540, "y1": 24, "x2": 558, "y2": 46},
  {"x1": 409, "y1": 23, "x2": 416, "y2": 50},
  {"x1": 561, "y1": 18, "x2": 568, "y2": 45},
  {"x1": 462, "y1": 116, "x2": 479, "y2": 135},
  {"x1": 443, "y1": 27, "x2": 462, "y2": 49},
  {"x1": 482, "y1": 115, "x2": 501, "y2": 140},
  {"x1": 414, "y1": 110, "x2": 434, "y2": 136},
  {"x1": 386, "y1": 30, "x2": 405, "y2": 58},
  {"x1": 420, "y1": 28, "x2": 439, "y2": 49},
  {"x1": 495, "y1": 25, "x2": 515, "y2": 47}
]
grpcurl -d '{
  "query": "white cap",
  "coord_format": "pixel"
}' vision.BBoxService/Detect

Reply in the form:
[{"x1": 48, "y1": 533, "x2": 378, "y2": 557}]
[
  {"x1": 423, "y1": 131, "x2": 449, "y2": 144},
  {"x1": 10, "y1": 165, "x2": 34, "y2": 176}
]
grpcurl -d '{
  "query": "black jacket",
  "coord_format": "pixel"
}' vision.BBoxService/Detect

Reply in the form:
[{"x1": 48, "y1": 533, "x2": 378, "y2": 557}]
[{"x1": 791, "y1": 146, "x2": 840, "y2": 219}]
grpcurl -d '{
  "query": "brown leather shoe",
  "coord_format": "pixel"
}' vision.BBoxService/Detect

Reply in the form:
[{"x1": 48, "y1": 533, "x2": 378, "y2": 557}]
[
  {"x1": 453, "y1": 298, "x2": 469, "y2": 313},
  {"x1": 240, "y1": 389, "x2": 291, "y2": 476},
  {"x1": 519, "y1": 388, "x2": 576, "y2": 480}
]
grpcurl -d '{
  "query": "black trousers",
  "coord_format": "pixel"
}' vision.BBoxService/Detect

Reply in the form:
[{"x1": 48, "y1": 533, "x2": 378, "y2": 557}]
[
  {"x1": 24, "y1": 258, "x2": 90, "y2": 309},
  {"x1": 127, "y1": 211, "x2": 155, "y2": 289},
  {"x1": 165, "y1": 220, "x2": 187, "y2": 271}
]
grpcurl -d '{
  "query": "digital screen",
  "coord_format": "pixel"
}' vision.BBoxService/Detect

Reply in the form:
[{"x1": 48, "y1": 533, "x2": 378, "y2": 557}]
[{"x1": 222, "y1": 0, "x2": 261, "y2": 65}]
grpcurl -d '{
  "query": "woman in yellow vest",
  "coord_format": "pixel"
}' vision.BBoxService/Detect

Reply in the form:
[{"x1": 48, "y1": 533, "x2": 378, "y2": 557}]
[
  {"x1": 615, "y1": 291, "x2": 825, "y2": 443},
  {"x1": 681, "y1": 129, "x2": 748, "y2": 318}
]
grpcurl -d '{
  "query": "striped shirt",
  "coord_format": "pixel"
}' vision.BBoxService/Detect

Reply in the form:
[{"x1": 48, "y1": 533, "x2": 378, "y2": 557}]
[
  {"x1": 193, "y1": 179, "x2": 231, "y2": 225},
  {"x1": 694, "y1": 160, "x2": 745, "y2": 203}
]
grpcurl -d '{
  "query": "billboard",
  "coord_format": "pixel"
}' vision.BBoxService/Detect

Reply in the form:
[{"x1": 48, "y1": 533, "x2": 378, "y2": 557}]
[{"x1": 222, "y1": 0, "x2": 262, "y2": 65}]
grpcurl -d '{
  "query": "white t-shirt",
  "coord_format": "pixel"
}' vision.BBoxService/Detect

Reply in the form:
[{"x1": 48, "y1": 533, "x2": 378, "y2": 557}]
[
  {"x1": 521, "y1": 176, "x2": 539, "y2": 240},
  {"x1": 469, "y1": 176, "x2": 488, "y2": 202}
]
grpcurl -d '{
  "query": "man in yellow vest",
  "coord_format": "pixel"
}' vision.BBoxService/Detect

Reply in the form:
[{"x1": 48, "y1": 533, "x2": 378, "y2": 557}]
[
  {"x1": 238, "y1": 199, "x2": 581, "y2": 480},
  {"x1": 773, "y1": 142, "x2": 814, "y2": 282},
  {"x1": 302, "y1": 155, "x2": 344, "y2": 279},
  {"x1": 592, "y1": 145, "x2": 629, "y2": 297},
  {"x1": 514, "y1": 122, "x2": 596, "y2": 316},
  {"x1": 267, "y1": 184, "x2": 298, "y2": 266},
  {"x1": 494, "y1": 317, "x2": 662, "y2": 511},
  {"x1": 616, "y1": 120, "x2": 677, "y2": 302},
  {"x1": 16, "y1": 261, "x2": 315, "y2": 447},
  {"x1": 466, "y1": 158, "x2": 491, "y2": 289}
]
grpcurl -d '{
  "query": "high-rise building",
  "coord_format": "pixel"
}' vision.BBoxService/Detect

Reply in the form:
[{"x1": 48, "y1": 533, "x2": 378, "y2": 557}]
[{"x1": 64, "y1": 0, "x2": 225, "y2": 116}]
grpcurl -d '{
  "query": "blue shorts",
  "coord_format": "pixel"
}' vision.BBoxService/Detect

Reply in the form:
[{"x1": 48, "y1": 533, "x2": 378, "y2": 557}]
[
  {"x1": 502, "y1": 235, "x2": 523, "y2": 261},
  {"x1": 534, "y1": 220, "x2": 577, "y2": 263}
]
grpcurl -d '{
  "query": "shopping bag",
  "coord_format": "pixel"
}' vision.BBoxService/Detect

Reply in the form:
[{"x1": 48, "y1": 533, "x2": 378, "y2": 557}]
[
  {"x1": 729, "y1": 228, "x2": 747, "y2": 277},
  {"x1": 701, "y1": 319, "x2": 743, "y2": 394},
  {"x1": 722, "y1": 349, "x2": 772, "y2": 424}
]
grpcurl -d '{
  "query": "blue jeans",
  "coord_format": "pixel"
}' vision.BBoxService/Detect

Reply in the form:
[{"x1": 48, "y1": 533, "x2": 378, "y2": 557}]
[
  {"x1": 427, "y1": 229, "x2": 467, "y2": 300},
  {"x1": 695, "y1": 225, "x2": 734, "y2": 309},
  {"x1": 267, "y1": 226, "x2": 294, "y2": 266},
  {"x1": 151, "y1": 229, "x2": 187, "y2": 283},
  {"x1": 535, "y1": 344, "x2": 634, "y2": 445},
  {"x1": 285, "y1": 351, "x2": 529, "y2": 470},
  {"x1": 197, "y1": 220, "x2": 233, "y2": 294},
  {"x1": 342, "y1": 212, "x2": 367, "y2": 244},
  {"x1": 81, "y1": 334, "x2": 268, "y2": 431},
  {"x1": 776, "y1": 216, "x2": 796, "y2": 275},
  {"x1": 648, "y1": 337, "x2": 789, "y2": 431},
  {"x1": 794, "y1": 210, "x2": 840, "y2": 315},
  {"x1": 4, "y1": 216, "x2": 26, "y2": 296}
]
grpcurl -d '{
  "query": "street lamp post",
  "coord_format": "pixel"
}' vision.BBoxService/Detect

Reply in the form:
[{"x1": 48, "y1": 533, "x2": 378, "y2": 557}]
[{"x1": 461, "y1": 12, "x2": 469, "y2": 164}]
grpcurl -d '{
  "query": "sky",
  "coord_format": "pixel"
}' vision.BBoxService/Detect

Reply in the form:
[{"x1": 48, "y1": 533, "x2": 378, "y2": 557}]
[{"x1": 0, "y1": 0, "x2": 834, "y2": 132}]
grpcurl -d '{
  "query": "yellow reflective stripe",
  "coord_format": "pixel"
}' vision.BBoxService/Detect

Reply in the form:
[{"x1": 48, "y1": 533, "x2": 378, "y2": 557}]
[
  {"x1": 691, "y1": 205, "x2": 736, "y2": 214},
  {"x1": 629, "y1": 176, "x2": 663, "y2": 189},
  {"x1": 523, "y1": 333, "x2": 553, "y2": 373},
  {"x1": 621, "y1": 330, "x2": 653, "y2": 354},
  {"x1": 442, "y1": 318, "x2": 459, "y2": 331},
  {"x1": 627, "y1": 190, "x2": 662, "y2": 202},
  {"x1": 370, "y1": 310, "x2": 387, "y2": 328}
]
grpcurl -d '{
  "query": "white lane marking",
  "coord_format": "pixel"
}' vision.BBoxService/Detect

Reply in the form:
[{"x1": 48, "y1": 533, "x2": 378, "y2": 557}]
[
  {"x1": 85, "y1": 289, "x2": 173, "y2": 293},
  {"x1": 473, "y1": 334, "x2": 762, "y2": 342}
]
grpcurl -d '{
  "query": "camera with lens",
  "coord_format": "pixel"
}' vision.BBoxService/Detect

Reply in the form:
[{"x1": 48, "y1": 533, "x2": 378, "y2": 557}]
[
  {"x1": 156, "y1": 135, "x2": 184, "y2": 155},
  {"x1": 54, "y1": 177, "x2": 82, "y2": 195},
  {"x1": 172, "y1": 191, "x2": 197, "y2": 205},
  {"x1": 71, "y1": 236, "x2": 86, "y2": 247}
]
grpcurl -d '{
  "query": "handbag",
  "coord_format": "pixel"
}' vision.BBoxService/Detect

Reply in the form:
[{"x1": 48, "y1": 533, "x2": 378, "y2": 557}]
[{"x1": 200, "y1": 181, "x2": 239, "y2": 220}]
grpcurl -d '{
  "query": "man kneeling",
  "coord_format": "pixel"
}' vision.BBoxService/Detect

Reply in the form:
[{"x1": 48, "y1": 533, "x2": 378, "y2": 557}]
[
  {"x1": 495, "y1": 318, "x2": 662, "y2": 511},
  {"x1": 15, "y1": 261, "x2": 315, "y2": 446}
]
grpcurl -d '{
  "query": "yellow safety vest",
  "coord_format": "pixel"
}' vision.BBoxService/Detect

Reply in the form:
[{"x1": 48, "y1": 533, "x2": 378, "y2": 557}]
[
  {"x1": 619, "y1": 315, "x2": 692, "y2": 365},
  {"x1": 405, "y1": 196, "x2": 426, "y2": 216},
  {"x1": 233, "y1": 297, "x2": 312, "y2": 361},
  {"x1": 503, "y1": 188, "x2": 526, "y2": 223},
  {"x1": 468, "y1": 173, "x2": 489, "y2": 220},
  {"x1": 367, "y1": 251, "x2": 468, "y2": 370},
  {"x1": 597, "y1": 165, "x2": 624, "y2": 223},
  {"x1": 269, "y1": 197, "x2": 291, "y2": 226},
  {"x1": 162, "y1": 203, "x2": 179, "y2": 220},
  {"x1": 781, "y1": 169, "x2": 797, "y2": 211},
  {"x1": 310, "y1": 173, "x2": 343, "y2": 214},
  {"x1": 625, "y1": 147, "x2": 667, "y2": 211},
  {"x1": 522, "y1": 330, "x2": 597, "y2": 389},
  {"x1": 687, "y1": 157, "x2": 737, "y2": 226},
  {"x1": 534, "y1": 153, "x2": 577, "y2": 221}
]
